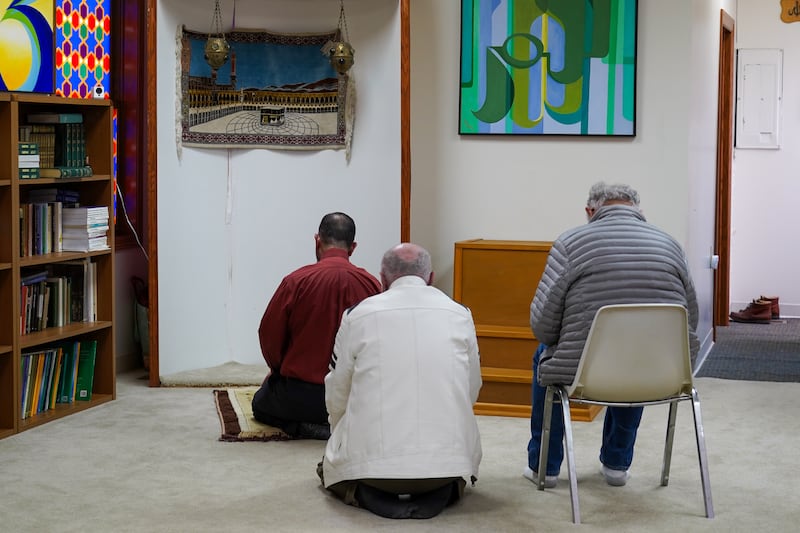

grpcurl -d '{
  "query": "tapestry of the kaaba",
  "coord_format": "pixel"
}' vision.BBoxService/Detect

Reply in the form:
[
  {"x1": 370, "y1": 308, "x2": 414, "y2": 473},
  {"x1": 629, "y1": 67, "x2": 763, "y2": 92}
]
[{"x1": 178, "y1": 27, "x2": 351, "y2": 151}]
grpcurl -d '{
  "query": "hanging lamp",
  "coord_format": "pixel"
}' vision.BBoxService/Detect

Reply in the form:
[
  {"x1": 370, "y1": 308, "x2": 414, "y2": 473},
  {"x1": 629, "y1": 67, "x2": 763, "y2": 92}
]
[
  {"x1": 204, "y1": 0, "x2": 230, "y2": 71},
  {"x1": 328, "y1": 0, "x2": 355, "y2": 75}
]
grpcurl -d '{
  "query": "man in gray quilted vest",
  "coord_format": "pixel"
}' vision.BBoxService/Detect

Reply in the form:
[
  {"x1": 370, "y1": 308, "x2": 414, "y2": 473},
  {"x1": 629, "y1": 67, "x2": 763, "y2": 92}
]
[{"x1": 523, "y1": 182, "x2": 699, "y2": 488}]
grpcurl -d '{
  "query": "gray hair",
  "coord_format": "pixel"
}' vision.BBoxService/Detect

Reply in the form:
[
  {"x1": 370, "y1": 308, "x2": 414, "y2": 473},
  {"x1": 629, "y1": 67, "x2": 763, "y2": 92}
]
[
  {"x1": 586, "y1": 182, "x2": 641, "y2": 210},
  {"x1": 381, "y1": 243, "x2": 432, "y2": 286}
]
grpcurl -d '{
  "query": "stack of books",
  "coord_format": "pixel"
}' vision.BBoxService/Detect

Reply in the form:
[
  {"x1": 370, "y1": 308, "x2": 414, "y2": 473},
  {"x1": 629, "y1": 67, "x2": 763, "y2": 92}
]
[
  {"x1": 24, "y1": 113, "x2": 93, "y2": 178},
  {"x1": 61, "y1": 206, "x2": 110, "y2": 252},
  {"x1": 18, "y1": 142, "x2": 40, "y2": 179}
]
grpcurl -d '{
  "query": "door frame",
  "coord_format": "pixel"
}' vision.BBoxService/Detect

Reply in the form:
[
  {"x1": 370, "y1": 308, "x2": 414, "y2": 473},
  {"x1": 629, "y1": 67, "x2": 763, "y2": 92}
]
[
  {"x1": 143, "y1": 0, "x2": 412, "y2": 385},
  {"x1": 713, "y1": 9, "x2": 735, "y2": 332}
]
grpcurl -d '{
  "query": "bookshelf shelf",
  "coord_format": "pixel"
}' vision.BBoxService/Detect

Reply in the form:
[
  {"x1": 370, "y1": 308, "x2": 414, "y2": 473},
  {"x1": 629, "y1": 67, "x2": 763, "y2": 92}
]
[
  {"x1": 18, "y1": 394, "x2": 113, "y2": 431},
  {"x1": 18, "y1": 174, "x2": 113, "y2": 187},
  {"x1": 19, "y1": 249, "x2": 112, "y2": 268},
  {"x1": 19, "y1": 322, "x2": 113, "y2": 349},
  {"x1": 0, "y1": 93, "x2": 116, "y2": 440}
]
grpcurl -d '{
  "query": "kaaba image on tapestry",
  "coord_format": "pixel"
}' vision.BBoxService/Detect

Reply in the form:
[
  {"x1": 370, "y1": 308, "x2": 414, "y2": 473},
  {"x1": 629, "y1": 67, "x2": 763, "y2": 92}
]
[{"x1": 179, "y1": 27, "x2": 348, "y2": 150}]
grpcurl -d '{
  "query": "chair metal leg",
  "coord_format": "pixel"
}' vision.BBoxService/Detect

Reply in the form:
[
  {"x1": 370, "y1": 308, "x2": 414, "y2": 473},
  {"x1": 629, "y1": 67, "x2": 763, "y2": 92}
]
[
  {"x1": 661, "y1": 400, "x2": 679, "y2": 486},
  {"x1": 537, "y1": 386, "x2": 555, "y2": 491},
  {"x1": 559, "y1": 387, "x2": 581, "y2": 524},
  {"x1": 691, "y1": 388, "x2": 715, "y2": 519}
]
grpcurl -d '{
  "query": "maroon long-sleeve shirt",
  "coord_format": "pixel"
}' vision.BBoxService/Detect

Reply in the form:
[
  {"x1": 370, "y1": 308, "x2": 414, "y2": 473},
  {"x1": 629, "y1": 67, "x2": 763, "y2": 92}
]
[{"x1": 258, "y1": 248, "x2": 381, "y2": 384}]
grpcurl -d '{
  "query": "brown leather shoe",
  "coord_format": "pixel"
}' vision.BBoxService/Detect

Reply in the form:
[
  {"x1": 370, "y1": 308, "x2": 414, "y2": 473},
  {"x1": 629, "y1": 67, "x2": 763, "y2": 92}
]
[
  {"x1": 730, "y1": 300, "x2": 772, "y2": 324},
  {"x1": 760, "y1": 295, "x2": 780, "y2": 319}
]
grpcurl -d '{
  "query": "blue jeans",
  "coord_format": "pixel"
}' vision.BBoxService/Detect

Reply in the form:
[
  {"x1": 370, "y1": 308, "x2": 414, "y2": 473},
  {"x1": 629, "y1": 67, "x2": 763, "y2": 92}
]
[{"x1": 527, "y1": 344, "x2": 644, "y2": 475}]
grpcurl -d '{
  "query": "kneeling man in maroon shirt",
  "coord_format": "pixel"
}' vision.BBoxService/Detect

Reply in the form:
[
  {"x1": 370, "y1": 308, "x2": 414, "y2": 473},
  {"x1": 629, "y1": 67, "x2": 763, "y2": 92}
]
[{"x1": 252, "y1": 212, "x2": 381, "y2": 439}]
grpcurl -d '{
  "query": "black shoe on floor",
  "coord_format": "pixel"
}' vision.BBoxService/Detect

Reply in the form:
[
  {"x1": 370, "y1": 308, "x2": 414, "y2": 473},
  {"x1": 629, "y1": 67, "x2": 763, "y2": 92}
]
[{"x1": 295, "y1": 422, "x2": 331, "y2": 440}]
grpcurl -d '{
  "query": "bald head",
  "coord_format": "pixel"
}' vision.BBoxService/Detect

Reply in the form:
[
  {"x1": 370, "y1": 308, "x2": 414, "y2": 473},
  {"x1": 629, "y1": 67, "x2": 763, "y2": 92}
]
[{"x1": 380, "y1": 243, "x2": 434, "y2": 289}]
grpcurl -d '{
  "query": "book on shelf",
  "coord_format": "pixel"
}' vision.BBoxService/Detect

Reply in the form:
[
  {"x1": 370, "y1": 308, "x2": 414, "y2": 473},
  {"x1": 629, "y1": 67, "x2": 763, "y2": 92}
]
[
  {"x1": 27, "y1": 112, "x2": 84, "y2": 124},
  {"x1": 18, "y1": 141, "x2": 39, "y2": 155},
  {"x1": 18, "y1": 168, "x2": 40, "y2": 179},
  {"x1": 18, "y1": 154, "x2": 40, "y2": 168},
  {"x1": 25, "y1": 187, "x2": 80, "y2": 204},
  {"x1": 38, "y1": 165, "x2": 93, "y2": 179},
  {"x1": 23, "y1": 124, "x2": 56, "y2": 168},
  {"x1": 19, "y1": 349, "x2": 61, "y2": 418},
  {"x1": 57, "y1": 341, "x2": 81, "y2": 404},
  {"x1": 48, "y1": 347, "x2": 64, "y2": 410},
  {"x1": 53, "y1": 123, "x2": 87, "y2": 168},
  {"x1": 74, "y1": 340, "x2": 98, "y2": 401},
  {"x1": 61, "y1": 235, "x2": 109, "y2": 253},
  {"x1": 45, "y1": 276, "x2": 66, "y2": 327},
  {"x1": 20, "y1": 202, "x2": 62, "y2": 256},
  {"x1": 47, "y1": 259, "x2": 94, "y2": 323}
]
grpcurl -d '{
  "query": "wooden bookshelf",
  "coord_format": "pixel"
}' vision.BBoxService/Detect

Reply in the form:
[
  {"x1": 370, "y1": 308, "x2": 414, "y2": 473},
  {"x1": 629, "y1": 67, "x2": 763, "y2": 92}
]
[
  {"x1": 453, "y1": 239, "x2": 601, "y2": 422},
  {"x1": 0, "y1": 93, "x2": 115, "y2": 439}
]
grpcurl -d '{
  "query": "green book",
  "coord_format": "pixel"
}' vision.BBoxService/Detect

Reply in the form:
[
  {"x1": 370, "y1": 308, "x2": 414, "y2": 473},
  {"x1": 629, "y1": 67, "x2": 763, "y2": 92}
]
[
  {"x1": 18, "y1": 142, "x2": 39, "y2": 155},
  {"x1": 74, "y1": 340, "x2": 97, "y2": 401},
  {"x1": 57, "y1": 341, "x2": 79, "y2": 404}
]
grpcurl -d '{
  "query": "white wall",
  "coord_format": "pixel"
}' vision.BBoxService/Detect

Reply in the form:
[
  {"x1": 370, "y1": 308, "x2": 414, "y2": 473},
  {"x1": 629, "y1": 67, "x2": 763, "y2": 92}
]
[
  {"x1": 156, "y1": 0, "x2": 401, "y2": 375},
  {"x1": 410, "y1": 0, "x2": 735, "y2": 357},
  {"x1": 731, "y1": 0, "x2": 800, "y2": 317}
]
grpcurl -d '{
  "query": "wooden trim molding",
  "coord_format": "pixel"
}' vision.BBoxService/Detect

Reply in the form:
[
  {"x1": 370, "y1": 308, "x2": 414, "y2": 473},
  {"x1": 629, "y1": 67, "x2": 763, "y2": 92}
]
[
  {"x1": 713, "y1": 10, "x2": 735, "y2": 329},
  {"x1": 400, "y1": 0, "x2": 411, "y2": 242},
  {"x1": 145, "y1": 0, "x2": 160, "y2": 386}
]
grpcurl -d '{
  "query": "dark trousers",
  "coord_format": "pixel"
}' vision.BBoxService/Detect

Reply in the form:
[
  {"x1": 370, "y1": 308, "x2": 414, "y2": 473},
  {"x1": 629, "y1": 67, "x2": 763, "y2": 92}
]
[
  {"x1": 527, "y1": 343, "x2": 644, "y2": 475},
  {"x1": 251, "y1": 372, "x2": 328, "y2": 435}
]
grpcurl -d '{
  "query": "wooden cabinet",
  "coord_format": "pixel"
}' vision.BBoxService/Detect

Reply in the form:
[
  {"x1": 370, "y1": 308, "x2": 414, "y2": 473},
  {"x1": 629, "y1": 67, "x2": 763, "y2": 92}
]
[
  {"x1": 0, "y1": 93, "x2": 115, "y2": 439},
  {"x1": 453, "y1": 239, "x2": 600, "y2": 421}
]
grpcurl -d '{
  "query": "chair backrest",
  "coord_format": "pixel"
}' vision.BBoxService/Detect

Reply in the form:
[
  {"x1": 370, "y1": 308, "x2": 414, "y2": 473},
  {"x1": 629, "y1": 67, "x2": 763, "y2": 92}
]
[{"x1": 568, "y1": 304, "x2": 694, "y2": 402}]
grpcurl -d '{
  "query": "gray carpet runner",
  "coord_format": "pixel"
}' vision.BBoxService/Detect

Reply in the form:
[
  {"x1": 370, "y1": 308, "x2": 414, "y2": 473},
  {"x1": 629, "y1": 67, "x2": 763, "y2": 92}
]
[{"x1": 696, "y1": 318, "x2": 800, "y2": 382}]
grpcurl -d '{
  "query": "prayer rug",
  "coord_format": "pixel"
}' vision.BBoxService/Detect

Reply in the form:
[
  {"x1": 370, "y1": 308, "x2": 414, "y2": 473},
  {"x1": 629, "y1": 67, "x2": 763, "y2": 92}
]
[{"x1": 213, "y1": 387, "x2": 292, "y2": 442}]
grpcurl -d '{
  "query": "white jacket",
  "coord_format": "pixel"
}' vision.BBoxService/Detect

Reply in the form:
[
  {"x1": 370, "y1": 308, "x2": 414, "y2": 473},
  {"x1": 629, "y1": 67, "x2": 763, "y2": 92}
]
[{"x1": 323, "y1": 276, "x2": 482, "y2": 488}]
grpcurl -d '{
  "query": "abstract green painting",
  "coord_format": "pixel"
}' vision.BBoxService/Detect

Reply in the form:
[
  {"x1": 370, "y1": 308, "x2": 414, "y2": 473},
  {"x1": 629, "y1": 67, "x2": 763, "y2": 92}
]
[{"x1": 459, "y1": 0, "x2": 637, "y2": 136}]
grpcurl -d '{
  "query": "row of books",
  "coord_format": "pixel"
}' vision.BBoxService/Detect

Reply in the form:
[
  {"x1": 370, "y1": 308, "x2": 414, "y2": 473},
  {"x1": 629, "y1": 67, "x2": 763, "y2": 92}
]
[
  {"x1": 18, "y1": 112, "x2": 94, "y2": 179},
  {"x1": 20, "y1": 259, "x2": 97, "y2": 335},
  {"x1": 20, "y1": 340, "x2": 98, "y2": 420},
  {"x1": 20, "y1": 203, "x2": 110, "y2": 256}
]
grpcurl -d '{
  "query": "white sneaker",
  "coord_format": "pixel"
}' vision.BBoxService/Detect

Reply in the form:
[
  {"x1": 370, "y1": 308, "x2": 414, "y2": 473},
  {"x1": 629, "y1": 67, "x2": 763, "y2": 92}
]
[
  {"x1": 523, "y1": 466, "x2": 558, "y2": 488},
  {"x1": 601, "y1": 465, "x2": 630, "y2": 486}
]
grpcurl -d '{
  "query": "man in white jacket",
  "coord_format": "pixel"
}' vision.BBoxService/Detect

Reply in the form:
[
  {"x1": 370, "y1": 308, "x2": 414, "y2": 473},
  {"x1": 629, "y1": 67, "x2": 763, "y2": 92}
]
[{"x1": 319, "y1": 243, "x2": 483, "y2": 519}]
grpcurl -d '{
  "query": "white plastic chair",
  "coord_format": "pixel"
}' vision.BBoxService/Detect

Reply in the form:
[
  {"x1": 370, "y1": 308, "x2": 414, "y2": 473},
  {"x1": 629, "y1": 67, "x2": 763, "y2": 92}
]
[{"x1": 537, "y1": 304, "x2": 714, "y2": 524}]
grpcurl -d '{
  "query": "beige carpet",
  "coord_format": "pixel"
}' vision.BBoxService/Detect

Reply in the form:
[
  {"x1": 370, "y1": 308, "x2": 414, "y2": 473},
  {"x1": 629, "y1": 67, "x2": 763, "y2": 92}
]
[
  {"x1": 160, "y1": 361, "x2": 265, "y2": 387},
  {"x1": 213, "y1": 387, "x2": 291, "y2": 442}
]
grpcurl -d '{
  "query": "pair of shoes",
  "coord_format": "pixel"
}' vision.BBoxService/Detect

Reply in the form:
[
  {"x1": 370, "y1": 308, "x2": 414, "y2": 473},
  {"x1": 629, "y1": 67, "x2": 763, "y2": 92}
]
[
  {"x1": 295, "y1": 422, "x2": 331, "y2": 440},
  {"x1": 601, "y1": 465, "x2": 630, "y2": 487},
  {"x1": 730, "y1": 299, "x2": 772, "y2": 324},
  {"x1": 760, "y1": 295, "x2": 780, "y2": 319},
  {"x1": 523, "y1": 466, "x2": 557, "y2": 488}
]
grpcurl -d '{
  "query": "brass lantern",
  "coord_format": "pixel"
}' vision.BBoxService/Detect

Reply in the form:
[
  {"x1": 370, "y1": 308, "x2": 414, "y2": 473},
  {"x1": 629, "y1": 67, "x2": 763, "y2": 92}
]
[
  {"x1": 327, "y1": 0, "x2": 354, "y2": 75},
  {"x1": 204, "y1": 0, "x2": 230, "y2": 71},
  {"x1": 329, "y1": 41, "x2": 355, "y2": 75}
]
